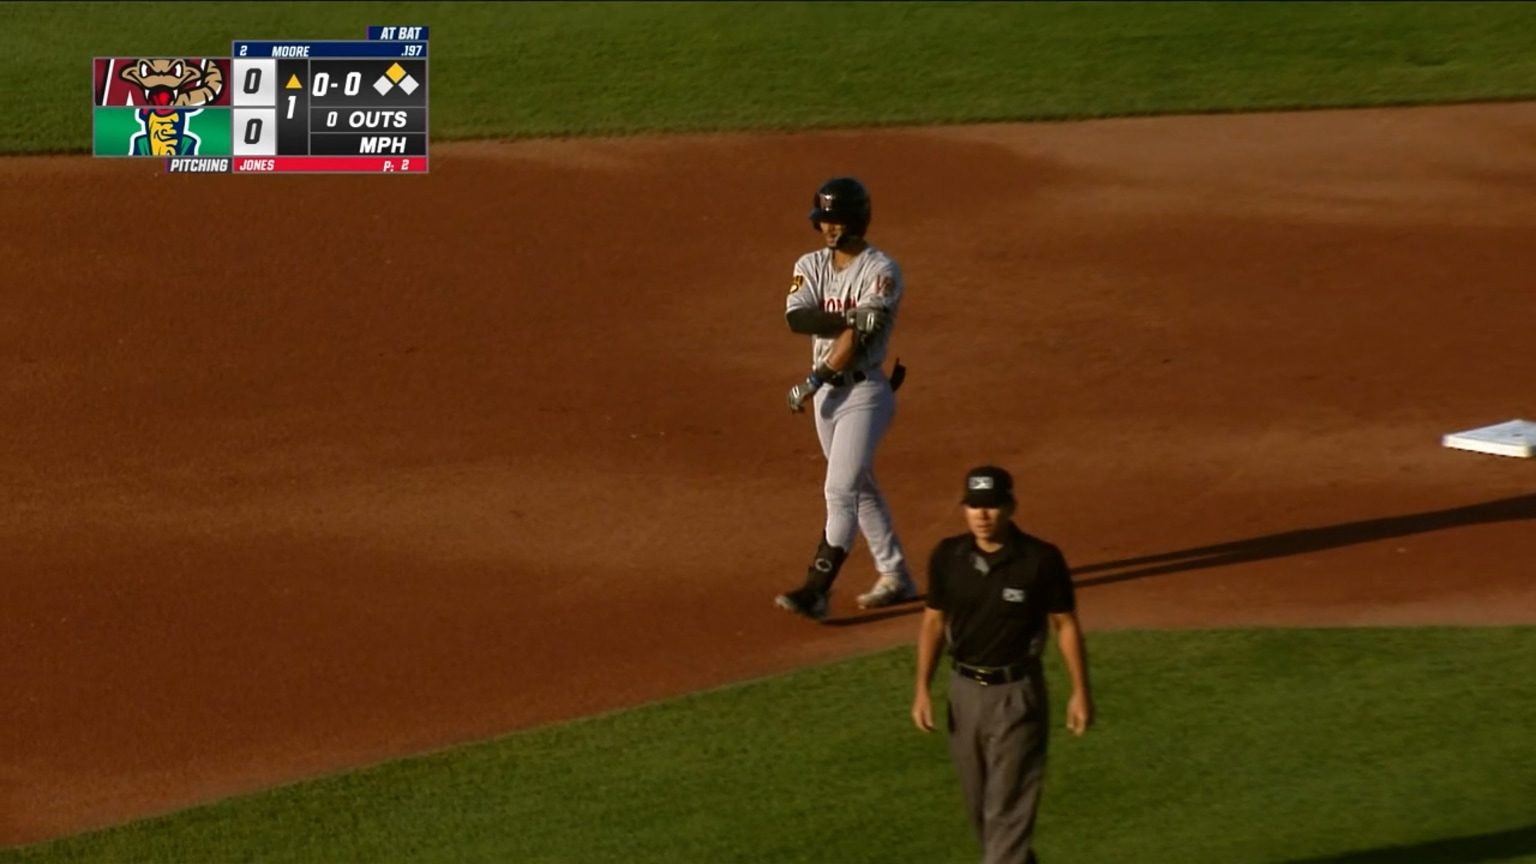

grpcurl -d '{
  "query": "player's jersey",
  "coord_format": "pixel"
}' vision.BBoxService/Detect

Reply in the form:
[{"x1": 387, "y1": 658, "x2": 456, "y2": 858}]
[{"x1": 785, "y1": 245, "x2": 905, "y2": 372}]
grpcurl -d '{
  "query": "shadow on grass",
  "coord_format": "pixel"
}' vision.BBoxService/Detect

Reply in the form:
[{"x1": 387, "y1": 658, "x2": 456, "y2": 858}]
[
  {"x1": 1074, "y1": 493, "x2": 1536, "y2": 588},
  {"x1": 1276, "y1": 821, "x2": 1536, "y2": 863}
]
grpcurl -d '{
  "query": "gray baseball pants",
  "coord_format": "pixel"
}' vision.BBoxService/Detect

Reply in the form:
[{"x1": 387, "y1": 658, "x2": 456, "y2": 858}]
[
  {"x1": 812, "y1": 368, "x2": 908, "y2": 576},
  {"x1": 947, "y1": 670, "x2": 1050, "y2": 864}
]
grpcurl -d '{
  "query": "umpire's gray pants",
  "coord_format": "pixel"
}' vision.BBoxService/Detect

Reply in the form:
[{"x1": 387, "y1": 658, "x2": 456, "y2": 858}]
[{"x1": 947, "y1": 670, "x2": 1050, "y2": 864}]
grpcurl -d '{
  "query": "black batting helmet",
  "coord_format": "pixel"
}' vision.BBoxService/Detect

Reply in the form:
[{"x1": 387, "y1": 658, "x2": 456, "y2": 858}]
[{"x1": 808, "y1": 177, "x2": 871, "y2": 238}]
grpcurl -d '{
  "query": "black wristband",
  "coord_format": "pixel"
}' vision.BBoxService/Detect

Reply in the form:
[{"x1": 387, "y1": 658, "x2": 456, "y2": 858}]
[{"x1": 811, "y1": 362, "x2": 838, "y2": 385}]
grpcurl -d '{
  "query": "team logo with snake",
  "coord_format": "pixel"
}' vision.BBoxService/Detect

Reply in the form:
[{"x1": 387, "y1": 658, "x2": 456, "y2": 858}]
[{"x1": 117, "y1": 58, "x2": 227, "y2": 155}]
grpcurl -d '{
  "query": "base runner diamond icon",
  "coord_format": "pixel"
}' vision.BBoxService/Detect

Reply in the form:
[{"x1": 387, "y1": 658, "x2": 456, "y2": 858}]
[
  {"x1": 399, "y1": 74, "x2": 419, "y2": 95},
  {"x1": 373, "y1": 75, "x2": 392, "y2": 96},
  {"x1": 385, "y1": 63, "x2": 406, "y2": 83}
]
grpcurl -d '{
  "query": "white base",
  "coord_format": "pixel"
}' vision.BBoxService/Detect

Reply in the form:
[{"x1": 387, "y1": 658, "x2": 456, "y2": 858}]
[{"x1": 1442, "y1": 419, "x2": 1536, "y2": 458}]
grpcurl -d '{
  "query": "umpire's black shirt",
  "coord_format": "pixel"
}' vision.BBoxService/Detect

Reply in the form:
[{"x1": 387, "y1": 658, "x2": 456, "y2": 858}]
[{"x1": 926, "y1": 522, "x2": 1076, "y2": 668}]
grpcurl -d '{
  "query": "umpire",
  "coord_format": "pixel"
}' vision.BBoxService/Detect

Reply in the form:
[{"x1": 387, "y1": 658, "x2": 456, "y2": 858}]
[{"x1": 912, "y1": 466, "x2": 1094, "y2": 864}]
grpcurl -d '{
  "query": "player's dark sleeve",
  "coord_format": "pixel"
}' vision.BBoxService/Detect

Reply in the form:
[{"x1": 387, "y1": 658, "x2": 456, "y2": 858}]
[
  {"x1": 786, "y1": 307, "x2": 849, "y2": 337},
  {"x1": 925, "y1": 540, "x2": 952, "y2": 611},
  {"x1": 1043, "y1": 544, "x2": 1077, "y2": 614}
]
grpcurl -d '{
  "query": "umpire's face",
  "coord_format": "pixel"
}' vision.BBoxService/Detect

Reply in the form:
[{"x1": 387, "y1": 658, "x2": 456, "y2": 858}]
[{"x1": 965, "y1": 503, "x2": 1014, "y2": 543}]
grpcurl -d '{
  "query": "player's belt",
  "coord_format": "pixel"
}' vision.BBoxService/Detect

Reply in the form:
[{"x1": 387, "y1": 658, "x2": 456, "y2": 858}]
[
  {"x1": 824, "y1": 369, "x2": 870, "y2": 387},
  {"x1": 953, "y1": 659, "x2": 1040, "y2": 686}
]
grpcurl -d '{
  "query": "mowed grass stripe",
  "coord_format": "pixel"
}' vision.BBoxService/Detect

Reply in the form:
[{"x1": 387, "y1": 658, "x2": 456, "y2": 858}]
[
  {"x1": 5, "y1": 1, "x2": 1536, "y2": 153},
  {"x1": 5, "y1": 628, "x2": 1535, "y2": 863}
]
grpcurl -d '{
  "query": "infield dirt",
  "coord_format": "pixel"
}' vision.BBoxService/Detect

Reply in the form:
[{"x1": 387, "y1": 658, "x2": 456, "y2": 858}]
[{"x1": 3, "y1": 101, "x2": 1534, "y2": 846}]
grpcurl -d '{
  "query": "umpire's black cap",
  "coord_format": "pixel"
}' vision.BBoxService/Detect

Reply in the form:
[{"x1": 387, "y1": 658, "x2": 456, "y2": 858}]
[{"x1": 961, "y1": 466, "x2": 1014, "y2": 508}]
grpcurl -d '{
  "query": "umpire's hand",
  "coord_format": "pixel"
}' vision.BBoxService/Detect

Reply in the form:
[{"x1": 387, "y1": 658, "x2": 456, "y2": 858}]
[
  {"x1": 911, "y1": 690, "x2": 934, "y2": 733},
  {"x1": 1067, "y1": 691, "x2": 1094, "y2": 736}
]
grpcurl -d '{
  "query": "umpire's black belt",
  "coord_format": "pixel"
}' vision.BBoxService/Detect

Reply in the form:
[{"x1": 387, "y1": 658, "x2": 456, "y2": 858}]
[{"x1": 953, "y1": 659, "x2": 1041, "y2": 686}]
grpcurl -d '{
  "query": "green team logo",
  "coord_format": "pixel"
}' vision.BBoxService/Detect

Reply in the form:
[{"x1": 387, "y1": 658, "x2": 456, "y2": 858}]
[
  {"x1": 133, "y1": 107, "x2": 202, "y2": 155},
  {"x1": 93, "y1": 106, "x2": 231, "y2": 157}
]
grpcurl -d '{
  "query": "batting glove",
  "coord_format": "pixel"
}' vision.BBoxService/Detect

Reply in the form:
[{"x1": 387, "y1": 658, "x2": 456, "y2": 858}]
[{"x1": 787, "y1": 376, "x2": 821, "y2": 413}]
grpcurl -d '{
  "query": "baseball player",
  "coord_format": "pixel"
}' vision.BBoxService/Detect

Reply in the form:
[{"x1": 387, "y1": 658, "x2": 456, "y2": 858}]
[{"x1": 775, "y1": 176, "x2": 918, "y2": 621}]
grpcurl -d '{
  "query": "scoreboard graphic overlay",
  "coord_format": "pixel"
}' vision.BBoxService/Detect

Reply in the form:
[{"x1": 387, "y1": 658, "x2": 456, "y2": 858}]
[{"x1": 92, "y1": 26, "x2": 429, "y2": 174}]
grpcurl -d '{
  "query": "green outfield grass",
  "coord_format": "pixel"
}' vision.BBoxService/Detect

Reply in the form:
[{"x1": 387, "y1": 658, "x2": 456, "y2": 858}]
[
  {"x1": 4, "y1": 1, "x2": 1536, "y2": 153},
  {"x1": 6, "y1": 627, "x2": 1536, "y2": 864}
]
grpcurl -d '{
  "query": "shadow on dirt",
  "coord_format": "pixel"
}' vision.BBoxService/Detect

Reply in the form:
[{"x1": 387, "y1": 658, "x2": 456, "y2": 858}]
[
  {"x1": 1273, "y1": 821, "x2": 1536, "y2": 863},
  {"x1": 1073, "y1": 493, "x2": 1536, "y2": 588},
  {"x1": 824, "y1": 595, "x2": 928, "y2": 628}
]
